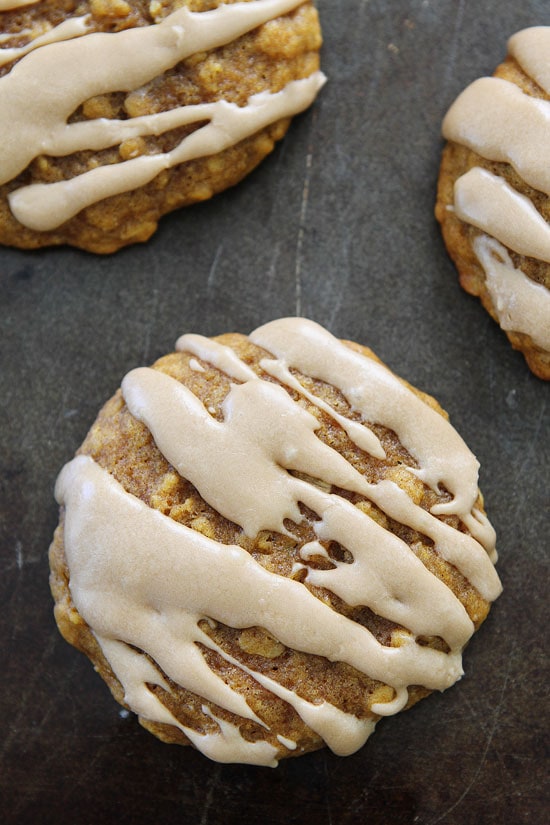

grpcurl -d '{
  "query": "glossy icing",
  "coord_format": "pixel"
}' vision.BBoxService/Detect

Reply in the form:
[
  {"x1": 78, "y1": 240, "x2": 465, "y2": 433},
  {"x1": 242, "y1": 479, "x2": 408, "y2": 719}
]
[
  {"x1": 442, "y1": 26, "x2": 550, "y2": 350},
  {"x1": 55, "y1": 318, "x2": 501, "y2": 766}
]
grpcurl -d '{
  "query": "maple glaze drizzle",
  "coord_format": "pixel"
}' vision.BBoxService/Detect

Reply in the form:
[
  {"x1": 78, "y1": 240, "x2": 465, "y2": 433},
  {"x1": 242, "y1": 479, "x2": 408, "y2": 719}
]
[
  {"x1": 0, "y1": 0, "x2": 325, "y2": 229},
  {"x1": 56, "y1": 318, "x2": 501, "y2": 766}
]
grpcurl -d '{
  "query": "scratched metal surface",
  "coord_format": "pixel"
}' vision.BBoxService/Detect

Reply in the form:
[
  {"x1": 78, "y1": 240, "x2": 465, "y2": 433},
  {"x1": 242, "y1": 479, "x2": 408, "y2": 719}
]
[{"x1": 1, "y1": 1, "x2": 549, "y2": 823}]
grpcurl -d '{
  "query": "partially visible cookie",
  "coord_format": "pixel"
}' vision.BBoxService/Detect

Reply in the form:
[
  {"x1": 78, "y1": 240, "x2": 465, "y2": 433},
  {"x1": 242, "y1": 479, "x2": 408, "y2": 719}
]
[
  {"x1": 436, "y1": 26, "x2": 550, "y2": 380},
  {"x1": 0, "y1": 0, "x2": 324, "y2": 253},
  {"x1": 49, "y1": 317, "x2": 501, "y2": 766}
]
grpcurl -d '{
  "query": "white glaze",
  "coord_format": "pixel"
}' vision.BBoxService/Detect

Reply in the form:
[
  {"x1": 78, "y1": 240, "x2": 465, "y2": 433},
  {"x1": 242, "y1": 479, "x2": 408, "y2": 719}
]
[{"x1": 55, "y1": 318, "x2": 501, "y2": 766}]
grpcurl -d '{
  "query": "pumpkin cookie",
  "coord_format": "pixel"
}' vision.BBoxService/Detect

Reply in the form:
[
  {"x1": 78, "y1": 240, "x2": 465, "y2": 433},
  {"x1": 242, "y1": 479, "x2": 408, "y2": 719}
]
[
  {"x1": 49, "y1": 318, "x2": 501, "y2": 765},
  {"x1": 0, "y1": 0, "x2": 324, "y2": 253},
  {"x1": 436, "y1": 26, "x2": 550, "y2": 379}
]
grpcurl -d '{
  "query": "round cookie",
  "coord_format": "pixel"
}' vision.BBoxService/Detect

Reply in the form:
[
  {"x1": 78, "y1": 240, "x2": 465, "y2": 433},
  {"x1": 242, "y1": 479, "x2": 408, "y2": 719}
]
[
  {"x1": 49, "y1": 318, "x2": 502, "y2": 766},
  {"x1": 0, "y1": 0, "x2": 324, "y2": 254},
  {"x1": 435, "y1": 26, "x2": 550, "y2": 380}
]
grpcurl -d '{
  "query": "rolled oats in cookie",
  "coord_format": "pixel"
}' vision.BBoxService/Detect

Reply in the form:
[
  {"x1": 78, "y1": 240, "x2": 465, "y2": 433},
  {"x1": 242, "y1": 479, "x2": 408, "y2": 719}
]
[
  {"x1": 0, "y1": 0, "x2": 324, "y2": 253},
  {"x1": 49, "y1": 317, "x2": 502, "y2": 766},
  {"x1": 436, "y1": 27, "x2": 550, "y2": 380}
]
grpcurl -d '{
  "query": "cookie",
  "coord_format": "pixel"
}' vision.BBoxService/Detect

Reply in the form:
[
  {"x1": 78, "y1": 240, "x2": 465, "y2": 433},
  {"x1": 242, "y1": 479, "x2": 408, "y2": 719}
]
[
  {"x1": 435, "y1": 26, "x2": 550, "y2": 380},
  {"x1": 49, "y1": 318, "x2": 502, "y2": 766},
  {"x1": 0, "y1": 0, "x2": 324, "y2": 253}
]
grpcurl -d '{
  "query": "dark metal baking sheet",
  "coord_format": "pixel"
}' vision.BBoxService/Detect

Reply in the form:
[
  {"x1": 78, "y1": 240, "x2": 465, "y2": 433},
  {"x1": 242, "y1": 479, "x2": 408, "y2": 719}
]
[{"x1": 1, "y1": 2, "x2": 548, "y2": 823}]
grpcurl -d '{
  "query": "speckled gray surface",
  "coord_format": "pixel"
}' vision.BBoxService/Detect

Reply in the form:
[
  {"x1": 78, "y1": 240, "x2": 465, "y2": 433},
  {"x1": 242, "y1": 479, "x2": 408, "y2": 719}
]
[{"x1": 1, "y1": 2, "x2": 549, "y2": 823}]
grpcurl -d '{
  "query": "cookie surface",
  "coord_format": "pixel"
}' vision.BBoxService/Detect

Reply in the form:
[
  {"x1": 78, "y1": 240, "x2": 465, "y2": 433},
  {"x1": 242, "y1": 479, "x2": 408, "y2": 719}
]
[
  {"x1": 435, "y1": 26, "x2": 550, "y2": 380},
  {"x1": 0, "y1": 0, "x2": 323, "y2": 253},
  {"x1": 49, "y1": 318, "x2": 501, "y2": 766}
]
